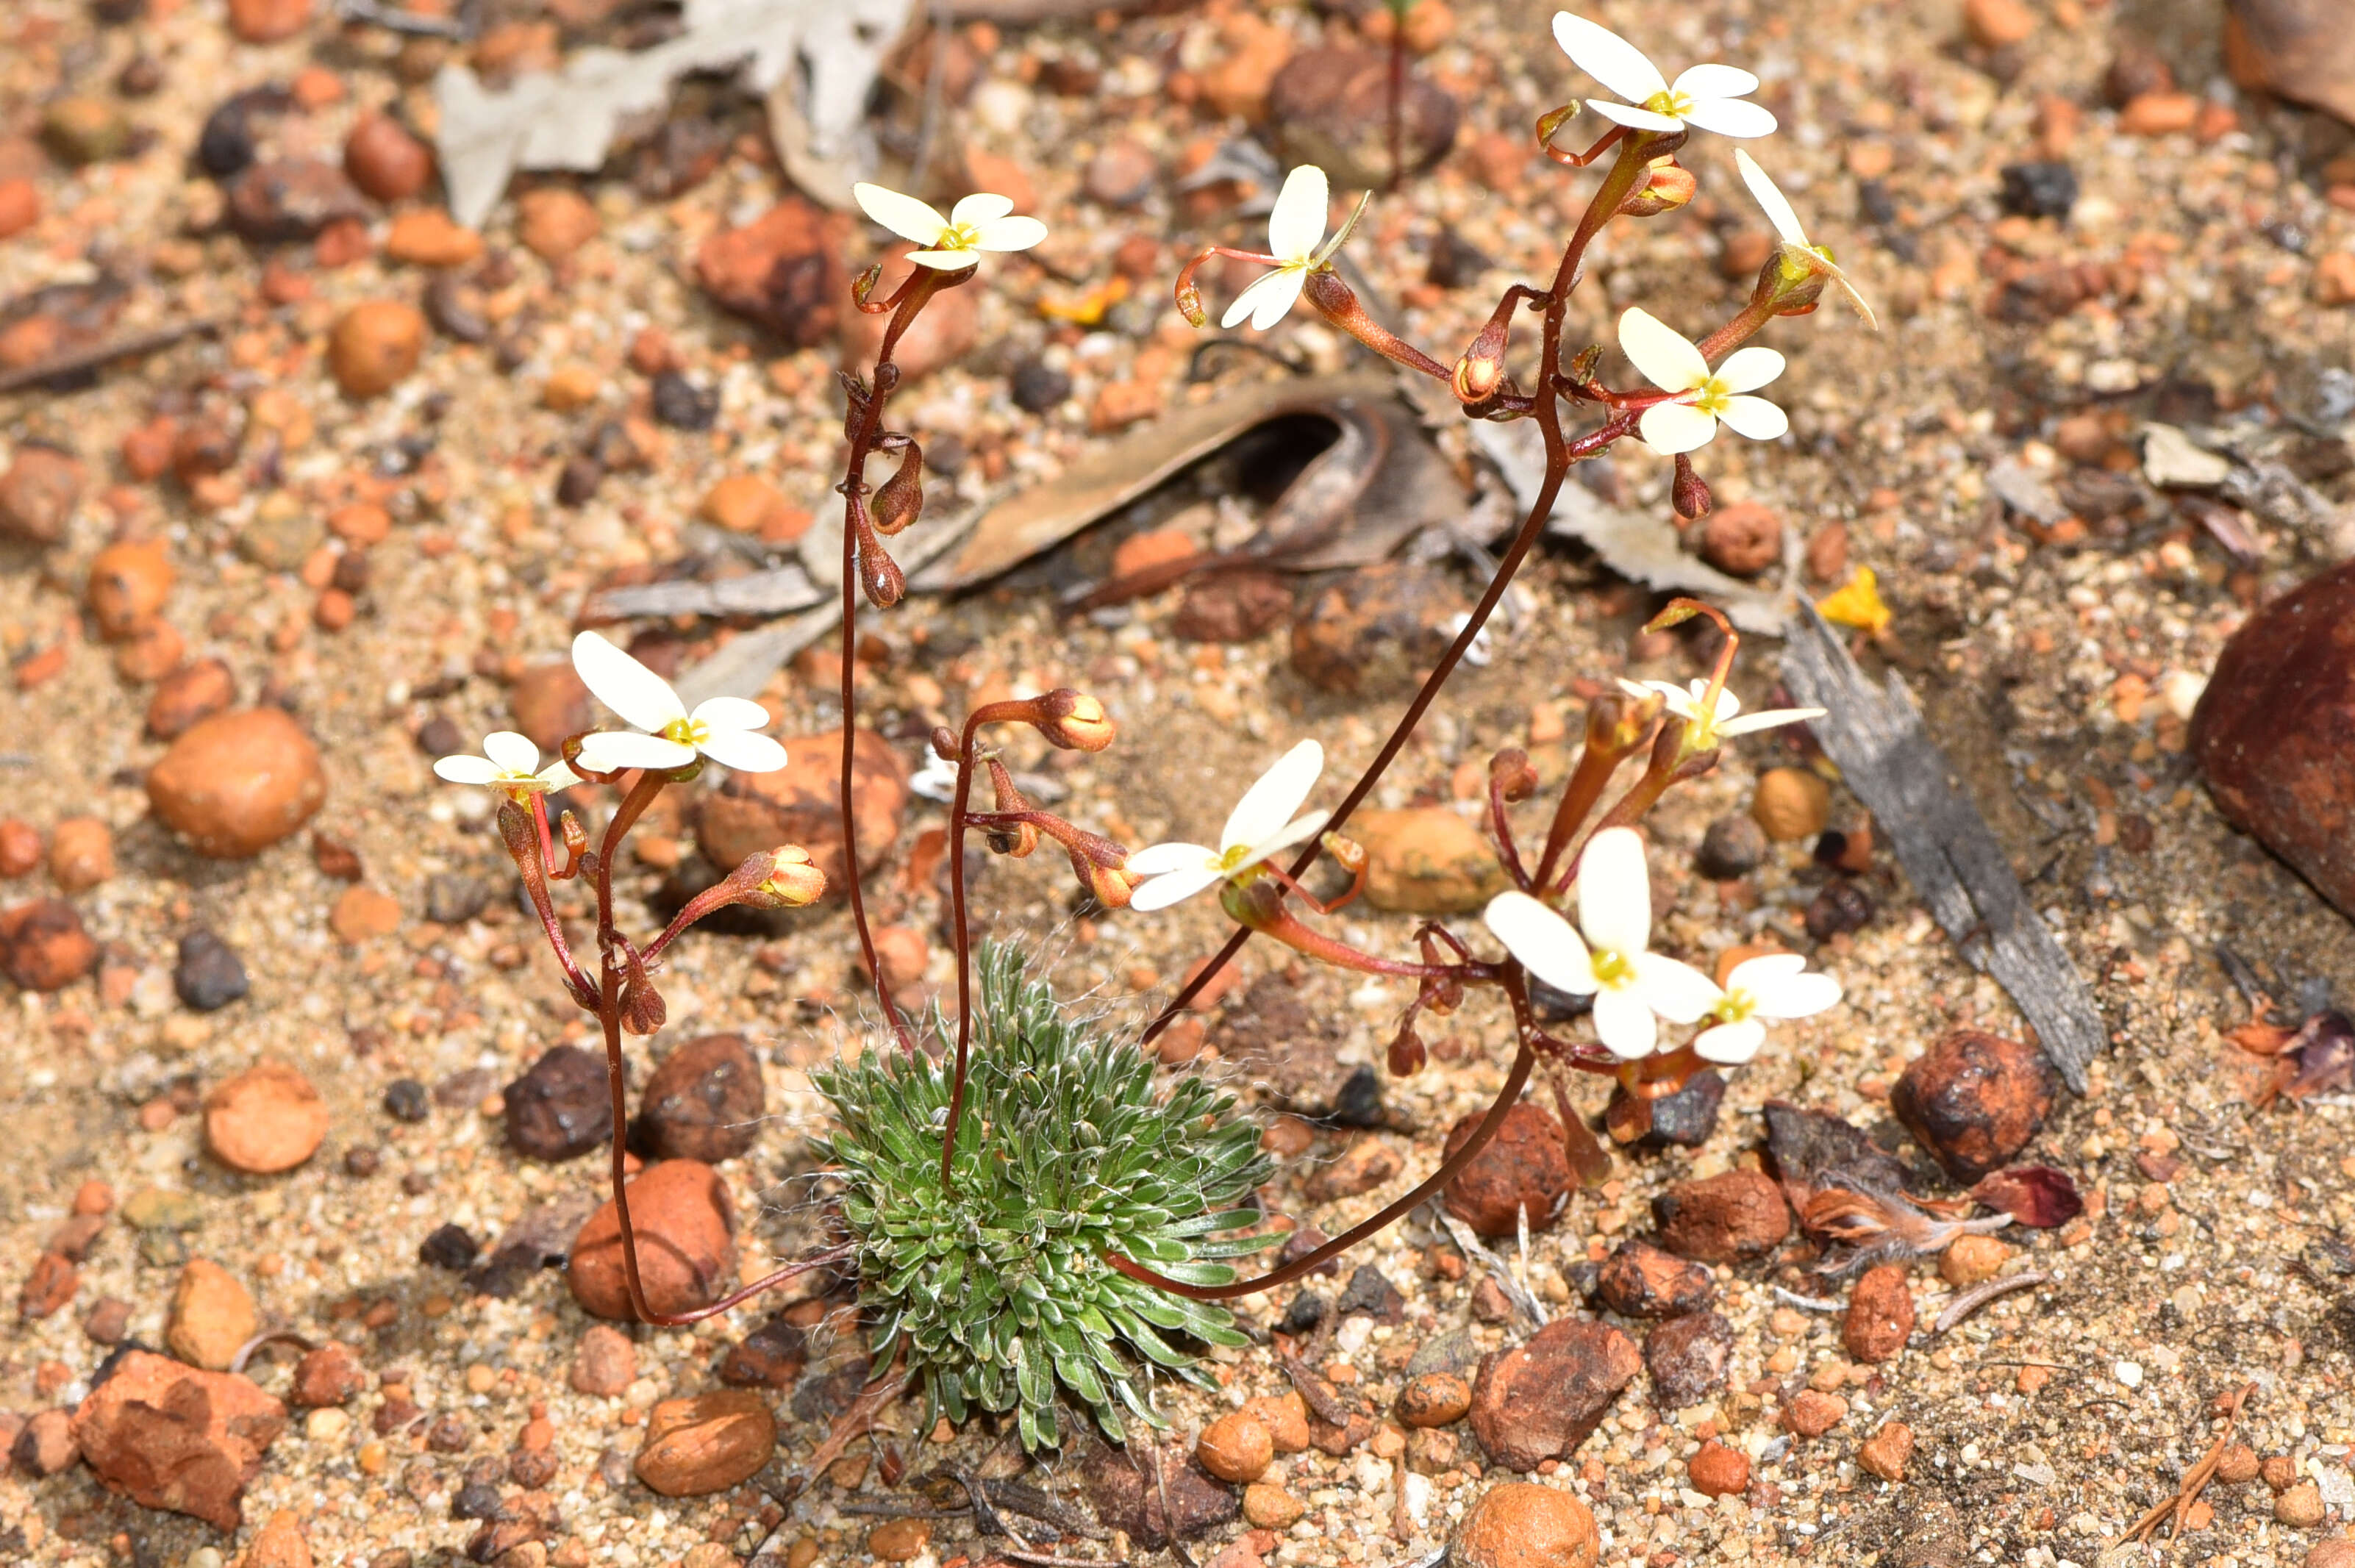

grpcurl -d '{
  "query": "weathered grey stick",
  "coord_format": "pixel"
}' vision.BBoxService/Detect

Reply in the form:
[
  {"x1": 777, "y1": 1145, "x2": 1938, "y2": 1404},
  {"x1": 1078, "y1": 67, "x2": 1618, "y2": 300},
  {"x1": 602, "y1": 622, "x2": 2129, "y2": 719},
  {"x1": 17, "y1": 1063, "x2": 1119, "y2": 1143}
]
[{"x1": 1779, "y1": 602, "x2": 2104, "y2": 1093}]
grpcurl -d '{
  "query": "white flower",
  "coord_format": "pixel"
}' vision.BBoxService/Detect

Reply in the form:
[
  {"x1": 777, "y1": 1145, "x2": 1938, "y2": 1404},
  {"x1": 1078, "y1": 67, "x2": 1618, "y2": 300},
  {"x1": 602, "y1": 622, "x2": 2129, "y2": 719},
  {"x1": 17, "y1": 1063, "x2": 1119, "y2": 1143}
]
[
  {"x1": 1552, "y1": 13, "x2": 1776, "y2": 139},
  {"x1": 1733, "y1": 149, "x2": 1879, "y2": 328},
  {"x1": 433, "y1": 730, "x2": 579, "y2": 796},
  {"x1": 1693, "y1": 952, "x2": 1841, "y2": 1064},
  {"x1": 1223, "y1": 165, "x2": 1351, "y2": 332},
  {"x1": 569, "y1": 631, "x2": 789, "y2": 775},
  {"x1": 1613, "y1": 678, "x2": 1823, "y2": 750},
  {"x1": 1482, "y1": 827, "x2": 1718, "y2": 1060},
  {"x1": 851, "y1": 185, "x2": 1048, "y2": 271},
  {"x1": 1619, "y1": 307, "x2": 1787, "y2": 456},
  {"x1": 1126, "y1": 740, "x2": 1329, "y2": 912}
]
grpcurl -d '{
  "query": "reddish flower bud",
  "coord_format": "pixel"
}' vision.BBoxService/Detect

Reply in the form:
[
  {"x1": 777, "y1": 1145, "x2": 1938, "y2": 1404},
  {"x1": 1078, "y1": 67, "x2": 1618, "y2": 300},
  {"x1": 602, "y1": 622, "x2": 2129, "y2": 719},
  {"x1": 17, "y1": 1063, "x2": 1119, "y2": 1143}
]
[
  {"x1": 1672, "y1": 454, "x2": 1712, "y2": 521},
  {"x1": 1618, "y1": 157, "x2": 1697, "y2": 218},
  {"x1": 1033, "y1": 689, "x2": 1115, "y2": 752},
  {"x1": 871, "y1": 440, "x2": 923, "y2": 535},
  {"x1": 1489, "y1": 748, "x2": 1539, "y2": 802},
  {"x1": 753, "y1": 845, "x2": 826, "y2": 907}
]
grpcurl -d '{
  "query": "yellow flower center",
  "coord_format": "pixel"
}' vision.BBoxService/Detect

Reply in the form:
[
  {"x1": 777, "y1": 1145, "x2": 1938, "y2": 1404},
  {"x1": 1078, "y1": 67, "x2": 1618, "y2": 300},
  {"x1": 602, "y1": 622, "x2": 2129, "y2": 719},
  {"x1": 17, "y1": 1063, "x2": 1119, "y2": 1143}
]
[
  {"x1": 660, "y1": 717, "x2": 710, "y2": 749},
  {"x1": 938, "y1": 222, "x2": 980, "y2": 251},
  {"x1": 1643, "y1": 89, "x2": 1695, "y2": 121},
  {"x1": 1687, "y1": 375, "x2": 1734, "y2": 418},
  {"x1": 1715, "y1": 989, "x2": 1757, "y2": 1024},
  {"x1": 1216, "y1": 843, "x2": 1257, "y2": 876},
  {"x1": 1592, "y1": 949, "x2": 1634, "y2": 988}
]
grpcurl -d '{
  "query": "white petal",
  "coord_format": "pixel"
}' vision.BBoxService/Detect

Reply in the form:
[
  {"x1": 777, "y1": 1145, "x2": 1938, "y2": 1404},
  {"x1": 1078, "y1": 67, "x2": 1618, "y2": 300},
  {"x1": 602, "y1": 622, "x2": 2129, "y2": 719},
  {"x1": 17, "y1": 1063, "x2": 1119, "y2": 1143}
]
[
  {"x1": 971, "y1": 215, "x2": 1048, "y2": 252},
  {"x1": 1725, "y1": 953, "x2": 1808, "y2": 993},
  {"x1": 1126, "y1": 842, "x2": 1220, "y2": 876},
  {"x1": 1672, "y1": 63, "x2": 1762, "y2": 101},
  {"x1": 1716, "y1": 395, "x2": 1788, "y2": 442},
  {"x1": 853, "y1": 183, "x2": 948, "y2": 246},
  {"x1": 535, "y1": 760, "x2": 582, "y2": 791},
  {"x1": 1220, "y1": 266, "x2": 1302, "y2": 330},
  {"x1": 1734, "y1": 149, "x2": 1807, "y2": 246},
  {"x1": 572, "y1": 631, "x2": 686, "y2": 731},
  {"x1": 435, "y1": 754, "x2": 504, "y2": 785},
  {"x1": 1551, "y1": 12, "x2": 1667, "y2": 102},
  {"x1": 906, "y1": 248, "x2": 982, "y2": 271},
  {"x1": 1266, "y1": 165, "x2": 1330, "y2": 262},
  {"x1": 1715, "y1": 706, "x2": 1823, "y2": 737},
  {"x1": 1714, "y1": 345, "x2": 1787, "y2": 394},
  {"x1": 1617, "y1": 307, "x2": 1708, "y2": 393},
  {"x1": 1754, "y1": 970, "x2": 1843, "y2": 1020},
  {"x1": 1232, "y1": 811, "x2": 1329, "y2": 876},
  {"x1": 1127, "y1": 867, "x2": 1223, "y2": 912},
  {"x1": 1677, "y1": 96, "x2": 1777, "y2": 137},
  {"x1": 1221, "y1": 740, "x2": 1323, "y2": 853},
  {"x1": 1484, "y1": 891, "x2": 1598, "y2": 995},
  {"x1": 1615, "y1": 676, "x2": 1659, "y2": 704},
  {"x1": 1581, "y1": 97, "x2": 1686, "y2": 133},
  {"x1": 1632, "y1": 953, "x2": 1720, "y2": 1023},
  {"x1": 1693, "y1": 1019, "x2": 1765, "y2": 1064},
  {"x1": 576, "y1": 731, "x2": 697, "y2": 773},
  {"x1": 1592, "y1": 987, "x2": 1659, "y2": 1059},
  {"x1": 691, "y1": 696, "x2": 772, "y2": 734},
  {"x1": 1639, "y1": 401, "x2": 1718, "y2": 455},
  {"x1": 1700, "y1": 681, "x2": 1742, "y2": 720},
  {"x1": 949, "y1": 192, "x2": 1015, "y2": 226},
  {"x1": 1576, "y1": 827, "x2": 1651, "y2": 956},
  {"x1": 696, "y1": 728, "x2": 788, "y2": 773},
  {"x1": 482, "y1": 730, "x2": 540, "y2": 774}
]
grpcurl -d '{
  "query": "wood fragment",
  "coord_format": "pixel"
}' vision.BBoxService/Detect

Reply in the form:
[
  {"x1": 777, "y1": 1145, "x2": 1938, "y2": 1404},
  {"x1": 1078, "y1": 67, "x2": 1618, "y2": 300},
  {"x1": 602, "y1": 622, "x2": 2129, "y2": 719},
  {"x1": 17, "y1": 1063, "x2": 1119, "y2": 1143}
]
[
  {"x1": 1779, "y1": 603, "x2": 2105, "y2": 1092},
  {"x1": 1931, "y1": 1270, "x2": 2049, "y2": 1334},
  {"x1": 0, "y1": 318, "x2": 224, "y2": 396}
]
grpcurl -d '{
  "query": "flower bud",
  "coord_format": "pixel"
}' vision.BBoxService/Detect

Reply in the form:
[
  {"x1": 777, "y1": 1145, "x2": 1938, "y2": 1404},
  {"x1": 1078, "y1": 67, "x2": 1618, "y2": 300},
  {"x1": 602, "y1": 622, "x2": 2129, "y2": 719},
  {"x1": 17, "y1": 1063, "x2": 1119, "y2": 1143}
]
[
  {"x1": 987, "y1": 821, "x2": 1040, "y2": 859},
  {"x1": 1082, "y1": 856, "x2": 1137, "y2": 910},
  {"x1": 1488, "y1": 748, "x2": 1539, "y2": 802},
  {"x1": 871, "y1": 440, "x2": 923, "y2": 535},
  {"x1": 987, "y1": 756, "x2": 1027, "y2": 815},
  {"x1": 754, "y1": 845, "x2": 827, "y2": 907},
  {"x1": 1452, "y1": 294, "x2": 1518, "y2": 408},
  {"x1": 1388, "y1": 1021, "x2": 1426, "y2": 1078},
  {"x1": 931, "y1": 726, "x2": 959, "y2": 762},
  {"x1": 1671, "y1": 454, "x2": 1712, "y2": 522},
  {"x1": 1618, "y1": 157, "x2": 1695, "y2": 218},
  {"x1": 854, "y1": 518, "x2": 905, "y2": 609},
  {"x1": 1032, "y1": 689, "x2": 1115, "y2": 752},
  {"x1": 621, "y1": 962, "x2": 667, "y2": 1035},
  {"x1": 1321, "y1": 831, "x2": 1367, "y2": 877}
]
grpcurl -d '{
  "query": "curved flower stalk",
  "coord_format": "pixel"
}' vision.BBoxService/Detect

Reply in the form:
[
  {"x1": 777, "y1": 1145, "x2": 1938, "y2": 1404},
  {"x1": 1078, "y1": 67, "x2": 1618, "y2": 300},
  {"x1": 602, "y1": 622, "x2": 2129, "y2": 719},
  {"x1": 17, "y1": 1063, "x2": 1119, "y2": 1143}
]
[
  {"x1": 1619, "y1": 307, "x2": 1788, "y2": 454},
  {"x1": 1125, "y1": 740, "x2": 1329, "y2": 912},
  {"x1": 1482, "y1": 828, "x2": 1718, "y2": 1059},
  {"x1": 851, "y1": 185, "x2": 1048, "y2": 271},
  {"x1": 569, "y1": 631, "x2": 787, "y2": 775},
  {"x1": 1734, "y1": 150, "x2": 1879, "y2": 327},
  {"x1": 1552, "y1": 12, "x2": 1775, "y2": 138}
]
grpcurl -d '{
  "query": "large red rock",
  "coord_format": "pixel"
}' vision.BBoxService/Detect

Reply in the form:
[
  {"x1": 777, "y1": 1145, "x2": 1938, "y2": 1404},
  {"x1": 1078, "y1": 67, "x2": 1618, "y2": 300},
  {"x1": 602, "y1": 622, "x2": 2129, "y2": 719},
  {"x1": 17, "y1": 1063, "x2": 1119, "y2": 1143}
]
[
  {"x1": 568, "y1": 1160, "x2": 737, "y2": 1320},
  {"x1": 1467, "y1": 1317, "x2": 1640, "y2": 1472},
  {"x1": 1442, "y1": 1101, "x2": 1571, "y2": 1236},
  {"x1": 146, "y1": 709, "x2": 326, "y2": 858},
  {"x1": 694, "y1": 198, "x2": 850, "y2": 348},
  {"x1": 694, "y1": 727, "x2": 907, "y2": 895},
  {"x1": 1889, "y1": 1029, "x2": 2056, "y2": 1184},
  {"x1": 2193, "y1": 559, "x2": 2355, "y2": 919},
  {"x1": 71, "y1": 1350, "x2": 287, "y2": 1531}
]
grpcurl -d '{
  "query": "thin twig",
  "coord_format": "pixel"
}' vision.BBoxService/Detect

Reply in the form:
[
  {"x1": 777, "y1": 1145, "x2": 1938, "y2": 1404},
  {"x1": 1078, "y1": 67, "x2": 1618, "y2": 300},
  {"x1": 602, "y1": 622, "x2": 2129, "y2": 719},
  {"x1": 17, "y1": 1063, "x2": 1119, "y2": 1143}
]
[
  {"x1": 1932, "y1": 1270, "x2": 2049, "y2": 1334},
  {"x1": 2126, "y1": 1381, "x2": 2255, "y2": 1543},
  {"x1": 334, "y1": 0, "x2": 471, "y2": 37},
  {"x1": 227, "y1": 1329, "x2": 317, "y2": 1375},
  {"x1": 0, "y1": 318, "x2": 224, "y2": 395}
]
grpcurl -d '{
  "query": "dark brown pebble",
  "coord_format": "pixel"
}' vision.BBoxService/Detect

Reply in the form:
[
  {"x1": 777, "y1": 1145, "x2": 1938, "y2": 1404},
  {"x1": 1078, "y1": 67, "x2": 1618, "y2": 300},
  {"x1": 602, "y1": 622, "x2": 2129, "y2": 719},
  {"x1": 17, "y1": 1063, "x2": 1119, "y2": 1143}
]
[
  {"x1": 1594, "y1": 1239, "x2": 1715, "y2": 1320},
  {"x1": 1644, "y1": 1309, "x2": 1734, "y2": 1408},
  {"x1": 1889, "y1": 1028, "x2": 2056, "y2": 1183},
  {"x1": 505, "y1": 1047, "x2": 613, "y2": 1161},
  {"x1": 1442, "y1": 1100, "x2": 1571, "y2": 1237},
  {"x1": 1467, "y1": 1317, "x2": 1640, "y2": 1472},
  {"x1": 1651, "y1": 1169, "x2": 1791, "y2": 1263},
  {"x1": 635, "y1": 1033, "x2": 765, "y2": 1163}
]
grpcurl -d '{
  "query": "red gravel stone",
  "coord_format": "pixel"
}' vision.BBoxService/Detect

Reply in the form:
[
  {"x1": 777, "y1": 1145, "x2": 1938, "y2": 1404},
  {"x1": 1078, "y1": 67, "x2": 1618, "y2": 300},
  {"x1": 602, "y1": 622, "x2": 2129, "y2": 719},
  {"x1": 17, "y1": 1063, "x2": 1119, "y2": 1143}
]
[
  {"x1": 1593, "y1": 1238, "x2": 1715, "y2": 1319},
  {"x1": 1450, "y1": 1481, "x2": 1598, "y2": 1568},
  {"x1": 1441, "y1": 1100, "x2": 1570, "y2": 1236},
  {"x1": 1650, "y1": 1169, "x2": 1791, "y2": 1263},
  {"x1": 290, "y1": 1342, "x2": 365, "y2": 1408},
  {"x1": 568, "y1": 1160, "x2": 737, "y2": 1320},
  {"x1": 637, "y1": 1033, "x2": 765, "y2": 1163},
  {"x1": 1889, "y1": 1029, "x2": 2056, "y2": 1183},
  {"x1": 633, "y1": 1389, "x2": 776, "y2": 1496},
  {"x1": 1842, "y1": 1264, "x2": 1917, "y2": 1364},
  {"x1": 694, "y1": 197, "x2": 851, "y2": 348},
  {"x1": 206, "y1": 1061, "x2": 330, "y2": 1174},
  {"x1": 2, "y1": 897, "x2": 99, "y2": 991},
  {"x1": 72, "y1": 1350, "x2": 287, "y2": 1530},
  {"x1": 343, "y1": 115, "x2": 432, "y2": 202},
  {"x1": 0, "y1": 446, "x2": 82, "y2": 544},
  {"x1": 146, "y1": 659, "x2": 235, "y2": 739},
  {"x1": 2192, "y1": 560, "x2": 2355, "y2": 920},
  {"x1": 569, "y1": 1323, "x2": 637, "y2": 1396},
  {"x1": 1687, "y1": 1438, "x2": 1750, "y2": 1497},
  {"x1": 1468, "y1": 1317, "x2": 1640, "y2": 1472},
  {"x1": 1643, "y1": 1309, "x2": 1733, "y2": 1408},
  {"x1": 147, "y1": 708, "x2": 326, "y2": 858}
]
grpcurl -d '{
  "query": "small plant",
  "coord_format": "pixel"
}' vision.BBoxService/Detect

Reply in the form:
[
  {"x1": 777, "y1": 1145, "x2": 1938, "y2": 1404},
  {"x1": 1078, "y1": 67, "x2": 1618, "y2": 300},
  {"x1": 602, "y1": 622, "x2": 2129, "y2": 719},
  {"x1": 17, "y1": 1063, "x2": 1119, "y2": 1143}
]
[{"x1": 812, "y1": 943, "x2": 1273, "y2": 1451}]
